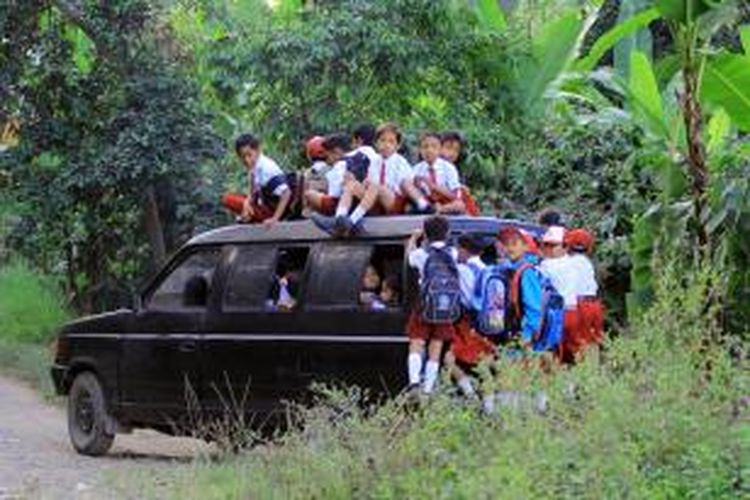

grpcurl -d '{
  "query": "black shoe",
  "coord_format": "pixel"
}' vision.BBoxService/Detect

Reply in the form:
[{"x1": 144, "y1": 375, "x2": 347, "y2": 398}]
[
  {"x1": 310, "y1": 213, "x2": 338, "y2": 235},
  {"x1": 333, "y1": 215, "x2": 353, "y2": 238}
]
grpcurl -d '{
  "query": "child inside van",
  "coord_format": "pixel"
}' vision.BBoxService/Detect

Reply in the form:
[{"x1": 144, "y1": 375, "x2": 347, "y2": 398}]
[
  {"x1": 379, "y1": 274, "x2": 401, "y2": 309},
  {"x1": 372, "y1": 122, "x2": 432, "y2": 215},
  {"x1": 359, "y1": 264, "x2": 382, "y2": 309},
  {"x1": 439, "y1": 131, "x2": 480, "y2": 216},
  {"x1": 413, "y1": 133, "x2": 465, "y2": 215},
  {"x1": 222, "y1": 133, "x2": 293, "y2": 226},
  {"x1": 406, "y1": 216, "x2": 460, "y2": 394},
  {"x1": 563, "y1": 228, "x2": 604, "y2": 361}
]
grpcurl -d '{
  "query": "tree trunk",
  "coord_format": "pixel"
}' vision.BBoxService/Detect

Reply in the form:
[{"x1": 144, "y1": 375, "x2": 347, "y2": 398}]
[
  {"x1": 679, "y1": 35, "x2": 709, "y2": 257},
  {"x1": 143, "y1": 185, "x2": 167, "y2": 269}
]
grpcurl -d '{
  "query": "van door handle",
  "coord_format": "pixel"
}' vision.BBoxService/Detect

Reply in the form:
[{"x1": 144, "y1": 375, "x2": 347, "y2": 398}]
[{"x1": 179, "y1": 340, "x2": 197, "y2": 353}]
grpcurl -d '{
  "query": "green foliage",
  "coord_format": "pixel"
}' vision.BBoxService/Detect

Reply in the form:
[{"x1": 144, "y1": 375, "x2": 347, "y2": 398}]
[
  {"x1": 701, "y1": 52, "x2": 750, "y2": 132},
  {"x1": 614, "y1": 0, "x2": 654, "y2": 77},
  {"x1": 121, "y1": 267, "x2": 748, "y2": 499},
  {"x1": 476, "y1": 0, "x2": 508, "y2": 32},
  {"x1": 0, "y1": 262, "x2": 69, "y2": 343}
]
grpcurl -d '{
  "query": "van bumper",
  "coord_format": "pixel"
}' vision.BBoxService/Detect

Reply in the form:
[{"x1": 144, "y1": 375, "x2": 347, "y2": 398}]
[{"x1": 50, "y1": 364, "x2": 69, "y2": 395}]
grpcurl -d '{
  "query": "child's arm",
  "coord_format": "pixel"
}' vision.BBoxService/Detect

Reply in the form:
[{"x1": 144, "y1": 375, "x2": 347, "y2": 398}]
[
  {"x1": 265, "y1": 188, "x2": 292, "y2": 226},
  {"x1": 407, "y1": 229, "x2": 423, "y2": 255}
]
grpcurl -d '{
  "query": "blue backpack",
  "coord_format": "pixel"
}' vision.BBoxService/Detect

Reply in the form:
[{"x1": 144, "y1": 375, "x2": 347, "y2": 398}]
[
  {"x1": 470, "y1": 264, "x2": 508, "y2": 336},
  {"x1": 421, "y1": 248, "x2": 462, "y2": 325},
  {"x1": 509, "y1": 263, "x2": 565, "y2": 352}
]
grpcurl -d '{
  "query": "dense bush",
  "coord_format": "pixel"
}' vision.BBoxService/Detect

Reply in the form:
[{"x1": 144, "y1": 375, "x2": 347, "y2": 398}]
[
  {"x1": 0, "y1": 262, "x2": 69, "y2": 343},
  {"x1": 121, "y1": 267, "x2": 747, "y2": 499}
]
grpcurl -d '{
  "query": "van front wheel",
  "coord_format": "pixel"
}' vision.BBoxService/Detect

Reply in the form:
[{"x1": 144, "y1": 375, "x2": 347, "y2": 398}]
[{"x1": 67, "y1": 372, "x2": 115, "y2": 456}]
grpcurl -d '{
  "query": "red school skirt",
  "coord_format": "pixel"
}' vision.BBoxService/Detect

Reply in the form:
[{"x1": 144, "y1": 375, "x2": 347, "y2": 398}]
[
  {"x1": 451, "y1": 316, "x2": 496, "y2": 366},
  {"x1": 221, "y1": 193, "x2": 275, "y2": 223},
  {"x1": 406, "y1": 309, "x2": 455, "y2": 342},
  {"x1": 578, "y1": 297, "x2": 604, "y2": 346}
]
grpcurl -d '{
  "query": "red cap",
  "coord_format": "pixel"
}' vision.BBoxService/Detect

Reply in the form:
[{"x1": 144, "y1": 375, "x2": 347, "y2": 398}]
[
  {"x1": 564, "y1": 228, "x2": 595, "y2": 253},
  {"x1": 306, "y1": 136, "x2": 326, "y2": 160},
  {"x1": 498, "y1": 227, "x2": 541, "y2": 255}
]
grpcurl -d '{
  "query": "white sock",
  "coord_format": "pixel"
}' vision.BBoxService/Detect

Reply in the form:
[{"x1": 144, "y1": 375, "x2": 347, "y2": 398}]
[
  {"x1": 335, "y1": 204, "x2": 348, "y2": 218},
  {"x1": 349, "y1": 206, "x2": 367, "y2": 224},
  {"x1": 482, "y1": 393, "x2": 496, "y2": 414},
  {"x1": 422, "y1": 360, "x2": 440, "y2": 394},
  {"x1": 407, "y1": 353, "x2": 423, "y2": 386},
  {"x1": 416, "y1": 197, "x2": 429, "y2": 210},
  {"x1": 457, "y1": 376, "x2": 476, "y2": 397}
]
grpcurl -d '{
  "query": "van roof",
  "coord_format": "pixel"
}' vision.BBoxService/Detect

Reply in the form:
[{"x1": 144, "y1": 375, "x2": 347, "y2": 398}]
[{"x1": 186, "y1": 216, "x2": 544, "y2": 247}]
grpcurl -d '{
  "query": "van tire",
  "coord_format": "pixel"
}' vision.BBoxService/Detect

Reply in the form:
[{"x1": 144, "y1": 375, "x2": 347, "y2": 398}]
[{"x1": 67, "y1": 371, "x2": 115, "y2": 456}]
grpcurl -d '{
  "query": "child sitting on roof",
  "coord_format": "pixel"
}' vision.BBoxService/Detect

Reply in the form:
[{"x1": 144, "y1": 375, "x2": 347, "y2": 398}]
[
  {"x1": 439, "y1": 130, "x2": 480, "y2": 216},
  {"x1": 221, "y1": 133, "x2": 294, "y2": 226}
]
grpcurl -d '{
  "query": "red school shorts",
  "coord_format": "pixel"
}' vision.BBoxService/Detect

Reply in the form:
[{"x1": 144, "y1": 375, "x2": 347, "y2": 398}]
[
  {"x1": 371, "y1": 194, "x2": 408, "y2": 216},
  {"x1": 424, "y1": 187, "x2": 479, "y2": 217},
  {"x1": 221, "y1": 193, "x2": 275, "y2": 223},
  {"x1": 559, "y1": 308, "x2": 583, "y2": 364},
  {"x1": 451, "y1": 316, "x2": 496, "y2": 366},
  {"x1": 406, "y1": 309, "x2": 455, "y2": 342},
  {"x1": 318, "y1": 195, "x2": 339, "y2": 216},
  {"x1": 578, "y1": 297, "x2": 604, "y2": 346}
]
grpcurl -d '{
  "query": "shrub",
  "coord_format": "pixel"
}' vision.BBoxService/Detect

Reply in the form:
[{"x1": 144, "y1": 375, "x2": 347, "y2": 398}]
[
  {"x1": 0, "y1": 262, "x2": 69, "y2": 343},
  {"x1": 121, "y1": 266, "x2": 747, "y2": 499}
]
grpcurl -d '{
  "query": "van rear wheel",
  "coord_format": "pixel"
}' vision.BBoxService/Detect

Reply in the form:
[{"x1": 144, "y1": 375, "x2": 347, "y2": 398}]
[{"x1": 67, "y1": 372, "x2": 115, "y2": 456}]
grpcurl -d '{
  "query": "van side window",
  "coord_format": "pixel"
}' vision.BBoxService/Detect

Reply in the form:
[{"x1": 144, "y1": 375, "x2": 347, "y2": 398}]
[
  {"x1": 267, "y1": 247, "x2": 310, "y2": 312},
  {"x1": 148, "y1": 249, "x2": 221, "y2": 310},
  {"x1": 306, "y1": 243, "x2": 373, "y2": 309},
  {"x1": 359, "y1": 244, "x2": 405, "y2": 311},
  {"x1": 223, "y1": 246, "x2": 277, "y2": 310}
]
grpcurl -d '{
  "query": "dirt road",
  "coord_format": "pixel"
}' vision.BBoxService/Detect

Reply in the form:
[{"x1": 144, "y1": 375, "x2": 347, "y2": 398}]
[{"x1": 0, "y1": 376, "x2": 213, "y2": 499}]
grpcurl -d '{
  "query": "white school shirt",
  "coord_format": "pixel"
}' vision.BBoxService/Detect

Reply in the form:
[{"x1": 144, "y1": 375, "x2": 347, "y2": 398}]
[
  {"x1": 567, "y1": 254, "x2": 599, "y2": 298},
  {"x1": 248, "y1": 154, "x2": 289, "y2": 199},
  {"x1": 367, "y1": 153, "x2": 413, "y2": 194},
  {"x1": 325, "y1": 148, "x2": 380, "y2": 198},
  {"x1": 412, "y1": 158, "x2": 462, "y2": 195},
  {"x1": 408, "y1": 241, "x2": 458, "y2": 282},
  {"x1": 354, "y1": 145, "x2": 384, "y2": 179},
  {"x1": 540, "y1": 255, "x2": 579, "y2": 309},
  {"x1": 458, "y1": 255, "x2": 485, "y2": 308}
]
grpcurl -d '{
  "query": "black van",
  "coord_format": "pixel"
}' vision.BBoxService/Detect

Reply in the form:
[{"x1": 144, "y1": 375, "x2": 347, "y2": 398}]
[{"x1": 50, "y1": 216, "x2": 541, "y2": 455}]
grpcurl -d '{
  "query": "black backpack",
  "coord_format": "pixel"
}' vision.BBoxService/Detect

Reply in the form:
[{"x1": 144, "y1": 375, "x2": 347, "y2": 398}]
[
  {"x1": 344, "y1": 151, "x2": 370, "y2": 182},
  {"x1": 420, "y1": 247, "x2": 462, "y2": 325}
]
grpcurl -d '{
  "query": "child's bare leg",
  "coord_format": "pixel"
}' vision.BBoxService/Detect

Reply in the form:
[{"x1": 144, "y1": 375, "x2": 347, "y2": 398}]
[
  {"x1": 437, "y1": 199, "x2": 467, "y2": 215},
  {"x1": 423, "y1": 338, "x2": 444, "y2": 394},
  {"x1": 407, "y1": 338, "x2": 426, "y2": 387},
  {"x1": 335, "y1": 180, "x2": 358, "y2": 217},
  {"x1": 374, "y1": 185, "x2": 396, "y2": 213},
  {"x1": 346, "y1": 181, "x2": 377, "y2": 225},
  {"x1": 304, "y1": 190, "x2": 325, "y2": 212},
  {"x1": 401, "y1": 179, "x2": 430, "y2": 211}
]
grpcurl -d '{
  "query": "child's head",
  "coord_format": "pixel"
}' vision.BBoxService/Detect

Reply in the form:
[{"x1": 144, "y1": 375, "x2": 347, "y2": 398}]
[
  {"x1": 375, "y1": 122, "x2": 402, "y2": 159},
  {"x1": 362, "y1": 264, "x2": 381, "y2": 292},
  {"x1": 423, "y1": 215, "x2": 450, "y2": 243},
  {"x1": 440, "y1": 130, "x2": 465, "y2": 165},
  {"x1": 235, "y1": 133, "x2": 261, "y2": 170},
  {"x1": 419, "y1": 132, "x2": 442, "y2": 165},
  {"x1": 380, "y1": 275, "x2": 401, "y2": 305},
  {"x1": 352, "y1": 123, "x2": 376, "y2": 148},
  {"x1": 564, "y1": 228, "x2": 595, "y2": 255},
  {"x1": 457, "y1": 233, "x2": 484, "y2": 263},
  {"x1": 306, "y1": 135, "x2": 326, "y2": 162},
  {"x1": 322, "y1": 133, "x2": 351, "y2": 165},
  {"x1": 537, "y1": 207, "x2": 566, "y2": 228},
  {"x1": 541, "y1": 226, "x2": 566, "y2": 259},
  {"x1": 498, "y1": 227, "x2": 529, "y2": 261}
]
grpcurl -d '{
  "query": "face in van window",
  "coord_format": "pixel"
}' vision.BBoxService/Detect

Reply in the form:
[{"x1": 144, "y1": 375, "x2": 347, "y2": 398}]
[{"x1": 362, "y1": 265, "x2": 381, "y2": 292}]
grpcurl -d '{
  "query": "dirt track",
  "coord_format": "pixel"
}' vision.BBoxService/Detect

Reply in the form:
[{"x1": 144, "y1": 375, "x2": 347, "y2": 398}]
[{"x1": 0, "y1": 376, "x2": 213, "y2": 499}]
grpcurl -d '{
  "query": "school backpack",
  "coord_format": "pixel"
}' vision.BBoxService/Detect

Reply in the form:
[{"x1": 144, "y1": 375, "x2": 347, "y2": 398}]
[
  {"x1": 508, "y1": 263, "x2": 565, "y2": 352},
  {"x1": 420, "y1": 247, "x2": 462, "y2": 325},
  {"x1": 469, "y1": 264, "x2": 508, "y2": 337},
  {"x1": 344, "y1": 151, "x2": 370, "y2": 182}
]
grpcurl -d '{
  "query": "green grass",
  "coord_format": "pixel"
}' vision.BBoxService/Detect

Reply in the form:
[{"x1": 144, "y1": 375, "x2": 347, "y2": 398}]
[
  {"x1": 0, "y1": 262, "x2": 67, "y2": 398},
  {"x1": 121, "y1": 268, "x2": 749, "y2": 499},
  {"x1": 0, "y1": 261, "x2": 70, "y2": 343}
]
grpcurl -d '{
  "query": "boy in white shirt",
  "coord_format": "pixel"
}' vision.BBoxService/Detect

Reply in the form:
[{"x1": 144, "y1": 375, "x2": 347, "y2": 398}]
[
  {"x1": 413, "y1": 132, "x2": 466, "y2": 215},
  {"x1": 564, "y1": 228, "x2": 604, "y2": 360},
  {"x1": 405, "y1": 216, "x2": 459, "y2": 394},
  {"x1": 221, "y1": 133, "x2": 292, "y2": 226}
]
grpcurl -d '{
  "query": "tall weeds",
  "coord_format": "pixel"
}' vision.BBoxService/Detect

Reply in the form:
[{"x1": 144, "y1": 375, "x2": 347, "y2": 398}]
[{"x1": 127, "y1": 266, "x2": 748, "y2": 499}]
